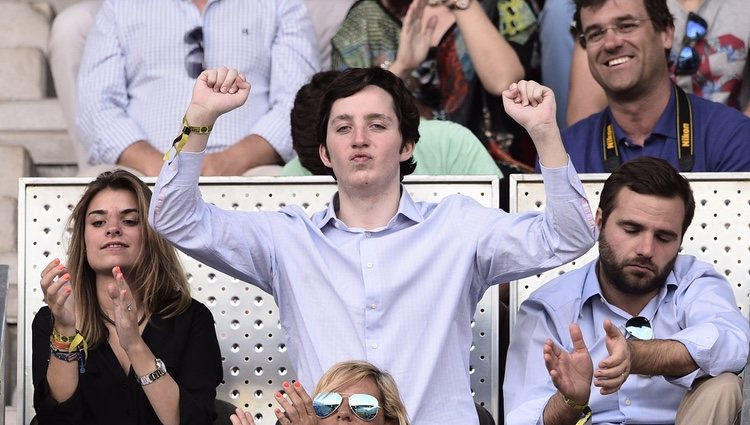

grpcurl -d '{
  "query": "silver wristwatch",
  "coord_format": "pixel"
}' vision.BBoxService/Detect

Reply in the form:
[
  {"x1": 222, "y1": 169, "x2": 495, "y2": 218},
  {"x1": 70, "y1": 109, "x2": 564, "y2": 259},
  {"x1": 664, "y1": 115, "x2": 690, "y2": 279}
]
[{"x1": 137, "y1": 358, "x2": 167, "y2": 385}]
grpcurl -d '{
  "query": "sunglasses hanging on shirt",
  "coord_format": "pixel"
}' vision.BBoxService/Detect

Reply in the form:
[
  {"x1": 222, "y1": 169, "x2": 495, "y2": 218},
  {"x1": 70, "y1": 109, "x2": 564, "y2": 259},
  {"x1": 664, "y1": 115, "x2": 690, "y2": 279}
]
[
  {"x1": 184, "y1": 26, "x2": 205, "y2": 79},
  {"x1": 672, "y1": 12, "x2": 708, "y2": 76},
  {"x1": 313, "y1": 392, "x2": 380, "y2": 421},
  {"x1": 624, "y1": 316, "x2": 654, "y2": 340}
]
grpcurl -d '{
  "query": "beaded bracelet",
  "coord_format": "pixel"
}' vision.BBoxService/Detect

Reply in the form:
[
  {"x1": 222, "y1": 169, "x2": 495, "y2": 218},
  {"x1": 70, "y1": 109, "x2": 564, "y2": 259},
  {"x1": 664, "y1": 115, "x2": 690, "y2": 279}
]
[{"x1": 50, "y1": 344, "x2": 86, "y2": 373}]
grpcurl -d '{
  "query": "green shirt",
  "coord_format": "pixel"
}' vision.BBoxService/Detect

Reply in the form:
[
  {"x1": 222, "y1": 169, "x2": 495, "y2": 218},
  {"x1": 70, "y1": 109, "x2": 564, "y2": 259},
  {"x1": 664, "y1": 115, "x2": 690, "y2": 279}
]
[{"x1": 282, "y1": 120, "x2": 504, "y2": 177}]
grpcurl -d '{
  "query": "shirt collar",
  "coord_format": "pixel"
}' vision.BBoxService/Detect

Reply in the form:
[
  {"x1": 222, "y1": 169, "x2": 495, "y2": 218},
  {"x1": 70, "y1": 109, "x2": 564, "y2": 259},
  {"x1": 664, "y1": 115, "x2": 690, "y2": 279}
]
[
  {"x1": 313, "y1": 185, "x2": 425, "y2": 231},
  {"x1": 606, "y1": 84, "x2": 677, "y2": 143}
]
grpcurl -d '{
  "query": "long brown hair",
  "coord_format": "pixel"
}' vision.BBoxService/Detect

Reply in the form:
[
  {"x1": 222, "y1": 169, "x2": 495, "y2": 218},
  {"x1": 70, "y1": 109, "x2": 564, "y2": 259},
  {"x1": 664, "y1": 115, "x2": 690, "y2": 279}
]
[{"x1": 66, "y1": 170, "x2": 191, "y2": 347}]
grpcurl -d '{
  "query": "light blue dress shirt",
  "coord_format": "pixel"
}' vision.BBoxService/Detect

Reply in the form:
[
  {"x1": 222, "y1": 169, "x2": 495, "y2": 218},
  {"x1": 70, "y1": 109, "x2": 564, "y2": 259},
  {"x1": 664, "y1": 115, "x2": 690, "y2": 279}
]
[
  {"x1": 77, "y1": 0, "x2": 319, "y2": 166},
  {"x1": 149, "y1": 152, "x2": 597, "y2": 425},
  {"x1": 505, "y1": 256, "x2": 750, "y2": 425}
]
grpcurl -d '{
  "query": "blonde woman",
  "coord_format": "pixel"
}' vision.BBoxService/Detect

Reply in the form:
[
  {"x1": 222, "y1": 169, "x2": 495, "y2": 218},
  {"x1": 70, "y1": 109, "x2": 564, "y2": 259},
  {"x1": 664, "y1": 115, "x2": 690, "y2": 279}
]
[
  {"x1": 32, "y1": 169, "x2": 222, "y2": 425},
  {"x1": 232, "y1": 360, "x2": 410, "y2": 425}
]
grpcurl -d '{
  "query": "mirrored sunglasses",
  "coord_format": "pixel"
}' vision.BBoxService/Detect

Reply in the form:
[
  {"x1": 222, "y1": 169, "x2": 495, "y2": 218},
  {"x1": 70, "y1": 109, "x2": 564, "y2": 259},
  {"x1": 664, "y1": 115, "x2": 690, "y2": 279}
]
[
  {"x1": 625, "y1": 316, "x2": 653, "y2": 340},
  {"x1": 184, "y1": 26, "x2": 204, "y2": 79},
  {"x1": 673, "y1": 12, "x2": 707, "y2": 76},
  {"x1": 313, "y1": 392, "x2": 380, "y2": 421}
]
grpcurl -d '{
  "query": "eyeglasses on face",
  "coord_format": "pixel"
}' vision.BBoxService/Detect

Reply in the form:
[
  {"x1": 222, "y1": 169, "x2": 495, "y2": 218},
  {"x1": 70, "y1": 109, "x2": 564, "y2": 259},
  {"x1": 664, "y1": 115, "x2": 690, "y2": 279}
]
[
  {"x1": 673, "y1": 12, "x2": 707, "y2": 76},
  {"x1": 313, "y1": 392, "x2": 380, "y2": 421},
  {"x1": 625, "y1": 316, "x2": 653, "y2": 340},
  {"x1": 184, "y1": 26, "x2": 204, "y2": 79},
  {"x1": 580, "y1": 17, "x2": 651, "y2": 46}
]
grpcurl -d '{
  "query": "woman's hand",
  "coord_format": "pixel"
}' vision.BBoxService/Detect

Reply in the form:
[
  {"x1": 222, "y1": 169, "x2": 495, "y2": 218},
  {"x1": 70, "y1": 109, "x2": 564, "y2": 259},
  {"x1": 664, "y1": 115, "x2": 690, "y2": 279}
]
[
  {"x1": 186, "y1": 67, "x2": 251, "y2": 127},
  {"x1": 230, "y1": 408, "x2": 257, "y2": 425},
  {"x1": 40, "y1": 258, "x2": 76, "y2": 333},
  {"x1": 107, "y1": 266, "x2": 144, "y2": 352},
  {"x1": 391, "y1": 0, "x2": 437, "y2": 78},
  {"x1": 273, "y1": 381, "x2": 318, "y2": 425}
]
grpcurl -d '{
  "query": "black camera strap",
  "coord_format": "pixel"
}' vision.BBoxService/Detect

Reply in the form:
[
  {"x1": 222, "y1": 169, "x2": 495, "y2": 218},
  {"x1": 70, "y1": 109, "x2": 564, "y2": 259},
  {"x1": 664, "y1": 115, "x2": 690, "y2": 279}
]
[{"x1": 601, "y1": 84, "x2": 694, "y2": 172}]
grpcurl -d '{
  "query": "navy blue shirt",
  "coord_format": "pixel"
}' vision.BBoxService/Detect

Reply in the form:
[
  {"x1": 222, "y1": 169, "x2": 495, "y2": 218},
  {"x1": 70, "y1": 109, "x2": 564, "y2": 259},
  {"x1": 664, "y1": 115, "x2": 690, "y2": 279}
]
[{"x1": 558, "y1": 88, "x2": 750, "y2": 172}]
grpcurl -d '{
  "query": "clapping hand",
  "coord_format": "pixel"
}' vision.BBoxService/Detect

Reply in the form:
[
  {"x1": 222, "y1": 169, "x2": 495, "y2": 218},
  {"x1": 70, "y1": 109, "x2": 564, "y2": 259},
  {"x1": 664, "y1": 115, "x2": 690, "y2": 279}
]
[
  {"x1": 543, "y1": 323, "x2": 593, "y2": 408},
  {"x1": 40, "y1": 258, "x2": 76, "y2": 333},
  {"x1": 107, "y1": 266, "x2": 143, "y2": 352},
  {"x1": 230, "y1": 380, "x2": 318, "y2": 425},
  {"x1": 594, "y1": 319, "x2": 631, "y2": 394}
]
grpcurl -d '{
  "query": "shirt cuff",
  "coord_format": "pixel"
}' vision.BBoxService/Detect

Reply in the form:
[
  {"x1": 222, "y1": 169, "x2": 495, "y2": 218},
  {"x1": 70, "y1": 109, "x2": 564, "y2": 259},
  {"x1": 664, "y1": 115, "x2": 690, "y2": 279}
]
[
  {"x1": 539, "y1": 156, "x2": 588, "y2": 200},
  {"x1": 159, "y1": 150, "x2": 204, "y2": 187}
]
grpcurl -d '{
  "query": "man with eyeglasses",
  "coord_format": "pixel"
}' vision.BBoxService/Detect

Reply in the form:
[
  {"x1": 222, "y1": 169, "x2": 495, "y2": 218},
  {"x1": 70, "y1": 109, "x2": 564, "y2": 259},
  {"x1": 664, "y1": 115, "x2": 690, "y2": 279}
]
[
  {"x1": 505, "y1": 157, "x2": 750, "y2": 425},
  {"x1": 75, "y1": 0, "x2": 319, "y2": 177},
  {"x1": 555, "y1": 0, "x2": 750, "y2": 174},
  {"x1": 567, "y1": 0, "x2": 750, "y2": 125}
]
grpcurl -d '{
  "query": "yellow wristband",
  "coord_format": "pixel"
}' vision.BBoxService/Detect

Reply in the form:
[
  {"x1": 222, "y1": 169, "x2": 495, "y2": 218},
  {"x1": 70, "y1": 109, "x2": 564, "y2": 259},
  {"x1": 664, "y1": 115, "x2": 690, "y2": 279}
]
[
  {"x1": 576, "y1": 406, "x2": 592, "y2": 425},
  {"x1": 562, "y1": 394, "x2": 588, "y2": 410},
  {"x1": 163, "y1": 115, "x2": 214, "y2": 161},
  {"x1": 182, "y1": 114, "x2": 213, "y2": 134}
]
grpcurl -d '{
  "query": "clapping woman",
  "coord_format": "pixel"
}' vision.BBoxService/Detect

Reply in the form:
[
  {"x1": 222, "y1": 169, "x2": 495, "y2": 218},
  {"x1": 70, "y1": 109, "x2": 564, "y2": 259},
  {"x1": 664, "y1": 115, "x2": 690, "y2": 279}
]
[{"x1": 32, "y1": 169, "x2": 222, "y2": 425}]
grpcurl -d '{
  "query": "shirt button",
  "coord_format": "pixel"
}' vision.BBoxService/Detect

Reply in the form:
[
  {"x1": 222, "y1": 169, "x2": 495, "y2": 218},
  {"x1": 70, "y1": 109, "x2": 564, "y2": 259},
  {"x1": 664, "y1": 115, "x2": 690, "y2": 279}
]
[
  {"x1": 370, "y1": 344, "x2": 378, "y2": 349},
  {"x1": 625, "y1": 398, "x2": 631, "y2": 406},
  {"x1": 366, "y1": 262, "x2": 373, "y2": 269},
  {"x1": 370, "y1": 304, "x2": 377, "y2": 310}
]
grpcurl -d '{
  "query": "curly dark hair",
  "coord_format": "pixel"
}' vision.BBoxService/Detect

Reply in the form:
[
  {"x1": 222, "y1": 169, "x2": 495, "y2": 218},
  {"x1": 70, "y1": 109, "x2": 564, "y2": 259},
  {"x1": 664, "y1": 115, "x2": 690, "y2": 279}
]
[{"x1": 315, "y1": 67, "x2": 420, "y2": 180}]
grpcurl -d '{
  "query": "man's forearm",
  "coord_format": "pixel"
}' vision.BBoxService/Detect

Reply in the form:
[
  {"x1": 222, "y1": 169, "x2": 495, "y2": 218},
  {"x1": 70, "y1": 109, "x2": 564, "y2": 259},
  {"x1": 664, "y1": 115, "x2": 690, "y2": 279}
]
[
  {"x1": 629, "y1": 339, "x2": 698, "y2": 377},
  {"x1": 117, "y1": 140, "x2": 167, "y2": 176},
  {"x1": 231, "y1": 134, "x2": 282, "y2": 169},
  {"x1": 453, "y1": 1, "x2": 524, "y2": 95},
  {"x1": 530, "y1": 125, "x2": 568, "y2": 168}
]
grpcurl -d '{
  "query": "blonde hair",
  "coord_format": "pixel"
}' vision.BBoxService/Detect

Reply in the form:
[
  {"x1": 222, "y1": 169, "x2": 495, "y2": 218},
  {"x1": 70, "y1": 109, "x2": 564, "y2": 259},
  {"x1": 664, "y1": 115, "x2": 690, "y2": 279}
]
[
  {"x1": 66, "y1": 169, "x2": 191, "y2": 347},
  {"x1": 314, "y1": 361, "x2": 410, "y2": 425}
]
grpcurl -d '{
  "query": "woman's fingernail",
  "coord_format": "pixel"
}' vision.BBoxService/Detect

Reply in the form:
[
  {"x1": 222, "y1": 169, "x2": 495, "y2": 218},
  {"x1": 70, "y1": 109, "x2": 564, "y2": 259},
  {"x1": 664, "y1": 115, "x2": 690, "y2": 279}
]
[
  {"x1": 294, "y1": 381, "x2": 301, "y2": 389},
  {"x1": 282, "y1": 381, "x2": 290, "y2": 388},
  {"x1": 275, "y1": 392, "x2": 282, "y2": 398},
  {"x1": 62, "y1": 273, "x2": 70, "y2": 280}
]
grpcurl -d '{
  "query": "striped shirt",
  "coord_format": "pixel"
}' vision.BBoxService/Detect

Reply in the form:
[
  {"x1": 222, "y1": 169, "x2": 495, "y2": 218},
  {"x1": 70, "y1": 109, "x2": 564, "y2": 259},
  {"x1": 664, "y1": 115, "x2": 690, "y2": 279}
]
[{"x1": 77, "y1": 0, "x2": 319, "y2": 166}]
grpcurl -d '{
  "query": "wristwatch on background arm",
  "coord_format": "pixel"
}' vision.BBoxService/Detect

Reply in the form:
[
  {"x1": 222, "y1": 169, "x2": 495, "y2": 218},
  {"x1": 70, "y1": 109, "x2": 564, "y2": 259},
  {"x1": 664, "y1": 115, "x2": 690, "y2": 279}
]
[
  {"x1": 137, "y1": 358, "x2": 167, "y2": 385},
  {"x1": 451, "y1": 0, "x2": 470, "y2": 10},
  {"x1": 427, "y1": 0, "x2": 470, "y2": 9}
]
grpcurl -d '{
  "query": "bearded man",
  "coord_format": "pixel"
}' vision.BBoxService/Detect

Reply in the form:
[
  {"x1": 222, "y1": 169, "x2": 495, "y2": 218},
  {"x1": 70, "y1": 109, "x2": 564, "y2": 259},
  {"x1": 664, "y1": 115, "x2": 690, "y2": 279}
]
[{"x1": 505, "y1": 156, "x2": 750, "y2": 425}]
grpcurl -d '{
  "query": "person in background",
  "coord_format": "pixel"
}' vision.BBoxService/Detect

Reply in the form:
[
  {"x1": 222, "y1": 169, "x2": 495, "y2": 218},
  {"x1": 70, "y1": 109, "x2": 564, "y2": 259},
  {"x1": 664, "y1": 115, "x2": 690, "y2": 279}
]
[
  {"x1": 505, "y1": 157, "x2": 750, "y2": 424},
  {"x1": 282, "y1": 70, "x2": 503, "y2": 178},
  {"x1": 566, "y1": 0, "x2": 750, "y2": 125},
  {"x1": 148, "y1": 65, "x2": 596, "y2": 425},
  {"x1": 33, "y1": 169, "x2": 222, "y2": 424},
  {"x1": 555, "y1": 0, "x2": 750, "y2": 173},
  {"x1": 230, "y1": 360, "x2": 410, "y2": 425},
  {"x1": 75, "y1": 0, "x2": 318, "y2": 176},
  {"x1": 331, "y1": 0, "x2": 541, "y2": 170},
  {"x1": 537, "y1": 0, "x2": 577, "y2": 128}
]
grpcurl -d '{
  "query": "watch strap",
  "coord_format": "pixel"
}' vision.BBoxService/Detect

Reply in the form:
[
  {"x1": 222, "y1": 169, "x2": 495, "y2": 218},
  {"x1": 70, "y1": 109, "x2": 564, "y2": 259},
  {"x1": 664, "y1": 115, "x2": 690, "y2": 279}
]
[{"x1": 137, "y1": 358, "x2": 167, "y2": 385}]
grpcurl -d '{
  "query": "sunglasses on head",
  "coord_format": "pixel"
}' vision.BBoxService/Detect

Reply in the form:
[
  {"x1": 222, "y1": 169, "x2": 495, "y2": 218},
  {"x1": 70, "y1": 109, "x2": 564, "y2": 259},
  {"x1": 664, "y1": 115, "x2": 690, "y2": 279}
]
[
  {"x1": 184, "y1": 26, "x2": 204, "y2": 79},
  {"x1": 313, "y1": 392, "x2": 380, "y2": 421},
  {"x1": 625, "y1": 316, "x2": 653, "y2": 340},
  {"x1": 673, "y1": 12, "x2": 707, "y2": 76}
]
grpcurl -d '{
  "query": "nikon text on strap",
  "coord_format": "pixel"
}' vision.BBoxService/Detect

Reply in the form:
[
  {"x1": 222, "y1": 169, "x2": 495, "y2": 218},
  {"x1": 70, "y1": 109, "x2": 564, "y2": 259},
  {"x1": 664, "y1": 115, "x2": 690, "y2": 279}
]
[{"x1": 601, "y1": 84, "x2": 694, "y2": 172}]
